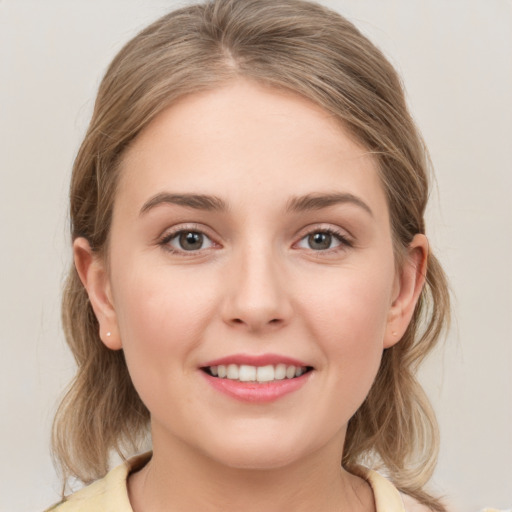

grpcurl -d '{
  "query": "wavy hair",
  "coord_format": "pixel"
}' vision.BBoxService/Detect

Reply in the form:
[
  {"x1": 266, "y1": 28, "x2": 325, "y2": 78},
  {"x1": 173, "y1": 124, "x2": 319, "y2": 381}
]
[{"x1": 53, "y1": 1, "x2": 450, "y2": 509}]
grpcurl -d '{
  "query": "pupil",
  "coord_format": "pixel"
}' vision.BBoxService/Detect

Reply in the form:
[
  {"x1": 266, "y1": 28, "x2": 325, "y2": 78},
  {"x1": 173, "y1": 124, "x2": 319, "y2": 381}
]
[
  {"x1": 180, "y1": 231, "x2": 203, "y2": 250},
  {"x1": 309, "y1": 232, "x2": 331, "y2": 250}
]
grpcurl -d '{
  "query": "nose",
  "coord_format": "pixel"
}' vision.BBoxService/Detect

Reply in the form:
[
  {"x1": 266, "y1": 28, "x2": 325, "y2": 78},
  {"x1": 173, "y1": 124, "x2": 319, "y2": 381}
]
[{"x1": 221, "y1": 244, "x2": 293, "y2": 333}]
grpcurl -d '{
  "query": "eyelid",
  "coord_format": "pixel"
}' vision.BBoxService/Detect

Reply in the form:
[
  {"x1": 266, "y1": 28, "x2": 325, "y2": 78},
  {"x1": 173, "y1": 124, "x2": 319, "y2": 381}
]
[
  {"x1": 158, "y1": 223, "x2": 220, "y2": 254},
  {"x1": 156, "y1": 222, "x2": 353, "y2": 255},
  {"x1": 293, "y1": 224, "x2": 354, "y2": 251}
]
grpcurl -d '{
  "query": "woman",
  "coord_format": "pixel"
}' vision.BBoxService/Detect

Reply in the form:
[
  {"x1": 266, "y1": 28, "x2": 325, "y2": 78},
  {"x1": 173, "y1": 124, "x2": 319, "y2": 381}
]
[{"x1": 48, "y1": 0, "x2": 451, "y2": 510}]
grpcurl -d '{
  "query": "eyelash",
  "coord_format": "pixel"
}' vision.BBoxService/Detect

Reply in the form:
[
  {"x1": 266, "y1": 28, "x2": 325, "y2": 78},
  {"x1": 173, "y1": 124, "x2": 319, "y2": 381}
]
[
  {"x1": 158, "y1": 224, "x2": 218, "y2": 255},
  {"x1": 295, "y1": 227, "x2": 353, "y2": 253},
  {"x1": 157, "y1": 225, "x2": 353, "y2": 255}
]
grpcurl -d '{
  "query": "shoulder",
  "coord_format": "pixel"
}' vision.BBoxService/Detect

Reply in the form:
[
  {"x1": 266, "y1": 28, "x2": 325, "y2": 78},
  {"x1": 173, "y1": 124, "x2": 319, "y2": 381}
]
[
  {"x1": 43, "y1": 472, "x2": 128, "y2": 512},
  {"x1": 400, "y1": 493, "x2": 435, "y2": 512},
  {"x1": 353, "y1": 467, "x2": 406, "y2": 511},
  {"x1": 44, "y1": 452, "x2": 151, "y2": 512},
  {"x1": 357, "y1": 468, "x2": 444, "y2": 512}
]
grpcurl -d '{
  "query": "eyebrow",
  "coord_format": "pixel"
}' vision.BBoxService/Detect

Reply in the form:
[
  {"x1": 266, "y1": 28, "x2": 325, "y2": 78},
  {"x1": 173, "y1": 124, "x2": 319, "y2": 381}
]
[
  {"x1": 286, "y1": 193, "x2": 373, "y2": 217},
  {"x1": 139, "y1": 193, "x2": 227, "y2": 216},
  {"x1": 139, "y1": 191, "x2": 373, "y2": 217}
]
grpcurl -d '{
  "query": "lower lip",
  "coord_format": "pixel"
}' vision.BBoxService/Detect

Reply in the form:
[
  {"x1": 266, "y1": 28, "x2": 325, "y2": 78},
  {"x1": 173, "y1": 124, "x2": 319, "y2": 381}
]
[{"x1": 201, "y1": 371, "x2": 311, "y2": 403}]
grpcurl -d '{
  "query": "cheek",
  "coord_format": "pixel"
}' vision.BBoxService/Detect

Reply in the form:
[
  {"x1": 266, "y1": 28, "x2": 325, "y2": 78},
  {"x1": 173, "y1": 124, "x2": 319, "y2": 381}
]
[
  {"x1": 300, "y1": 264, "x2": 393, "y2": 346},
  {"x1": 296, "y1": 263, "x2": 394, "y2": 408},
  {"x1": 110, "y1": 263, "x2": 219, "y2": 396}
]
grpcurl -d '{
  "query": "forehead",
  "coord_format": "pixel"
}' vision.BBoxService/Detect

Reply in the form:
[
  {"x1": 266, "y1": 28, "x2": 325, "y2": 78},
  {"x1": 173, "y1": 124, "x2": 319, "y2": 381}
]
[{"x1": 116, "y1": 79, "x2": 388, "y2": 219}]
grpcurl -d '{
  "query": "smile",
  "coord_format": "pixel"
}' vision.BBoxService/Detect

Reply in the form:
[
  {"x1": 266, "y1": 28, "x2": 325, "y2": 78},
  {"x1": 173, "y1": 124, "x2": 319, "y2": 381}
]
[
  {"x1": 204, "y1": 364, "x2": 312, "y2": 383},
  {"x1": 200, "y1": 356, "x2": 314, "y2": 403}
]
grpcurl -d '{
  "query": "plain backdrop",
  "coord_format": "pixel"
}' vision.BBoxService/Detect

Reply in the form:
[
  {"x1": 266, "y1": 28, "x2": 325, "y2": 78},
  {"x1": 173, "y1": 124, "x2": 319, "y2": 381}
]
[{"x1": 1, "y1": 1, "x2": 511, "y2": 511}]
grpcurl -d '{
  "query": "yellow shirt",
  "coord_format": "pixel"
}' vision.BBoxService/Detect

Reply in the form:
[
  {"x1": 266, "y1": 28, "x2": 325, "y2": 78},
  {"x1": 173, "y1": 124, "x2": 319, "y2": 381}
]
[{"x1": 44, "y1": 453, "x2": 419, "y2": 512}]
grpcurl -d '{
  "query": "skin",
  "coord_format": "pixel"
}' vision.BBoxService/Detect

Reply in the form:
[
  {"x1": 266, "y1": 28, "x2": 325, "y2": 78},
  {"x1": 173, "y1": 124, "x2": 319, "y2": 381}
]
[{"x1": 75, "y1": 79, "x2": 427, "y2": 512}]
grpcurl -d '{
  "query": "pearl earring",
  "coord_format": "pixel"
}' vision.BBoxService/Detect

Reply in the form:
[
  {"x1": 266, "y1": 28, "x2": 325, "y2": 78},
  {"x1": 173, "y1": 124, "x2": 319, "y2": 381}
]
[{"x1": 106, "y1": 332, "x2": 112, "y2": 337}]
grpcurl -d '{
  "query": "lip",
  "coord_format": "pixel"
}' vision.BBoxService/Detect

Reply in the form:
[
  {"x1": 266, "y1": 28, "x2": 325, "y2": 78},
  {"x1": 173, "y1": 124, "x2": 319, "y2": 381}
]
[
  {"x1": 199, "y1": 353, "x2": 313, "y2": 404},
  {"x1": 201, "y1": 353, "x2": 309, "y2": 368},
  {"x1": 201, "y1": 370, "x2": 312, "y2": 403}
]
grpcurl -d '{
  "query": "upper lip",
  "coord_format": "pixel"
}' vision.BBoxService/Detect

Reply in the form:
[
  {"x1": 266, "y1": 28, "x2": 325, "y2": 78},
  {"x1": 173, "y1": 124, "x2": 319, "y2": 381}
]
[{"x1": 201, "y1": 353, "x2": 311, "y2": 368}]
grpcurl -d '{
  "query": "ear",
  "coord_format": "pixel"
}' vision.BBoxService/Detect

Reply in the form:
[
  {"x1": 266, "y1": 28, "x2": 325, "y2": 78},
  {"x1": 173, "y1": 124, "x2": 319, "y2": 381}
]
[
  {"x1": 384, "y1": 234, "x2": 428, "y2": 349},
  {"x1": 73, "y1": 237, "x2": 122, "y2": 350}
]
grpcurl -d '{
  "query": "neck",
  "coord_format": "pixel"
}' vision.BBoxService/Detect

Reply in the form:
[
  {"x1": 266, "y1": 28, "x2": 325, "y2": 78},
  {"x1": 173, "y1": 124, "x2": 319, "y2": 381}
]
[{"x1": 128, "y1": 427, "x2": 375, "y2": 512}]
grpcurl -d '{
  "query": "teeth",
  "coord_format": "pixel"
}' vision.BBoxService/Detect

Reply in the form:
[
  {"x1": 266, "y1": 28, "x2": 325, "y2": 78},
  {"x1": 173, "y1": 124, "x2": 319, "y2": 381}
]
[
  {"x1": 256, "y1": 365, "x2": 274, "y2": 382},
  {"x1": 239, "y1": 365, "x2": 256, "y2": 381},
  {"x1": 286, "y1": 365, "x2": 296, "y2": 379},
  {"x1": 275, "y1": 364, "x2": 286, "y2": 380},
  {"x1": 207, "y1": 364, "x2": 308, "y2": 383},
  {"x1": 227, "y1": 364, "x2": 239, "y2": 380}
]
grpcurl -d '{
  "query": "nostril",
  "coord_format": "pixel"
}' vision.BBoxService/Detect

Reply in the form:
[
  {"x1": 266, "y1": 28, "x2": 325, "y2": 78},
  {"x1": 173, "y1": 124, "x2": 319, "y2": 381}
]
[{"x1": 229, "y1": 317, "x2": 282, "y2": 327}]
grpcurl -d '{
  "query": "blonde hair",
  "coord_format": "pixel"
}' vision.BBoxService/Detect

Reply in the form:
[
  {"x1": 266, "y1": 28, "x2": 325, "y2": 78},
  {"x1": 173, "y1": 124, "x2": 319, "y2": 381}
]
[{"x1": 53, "y1": 0, "x2": 450, "y2": 509}]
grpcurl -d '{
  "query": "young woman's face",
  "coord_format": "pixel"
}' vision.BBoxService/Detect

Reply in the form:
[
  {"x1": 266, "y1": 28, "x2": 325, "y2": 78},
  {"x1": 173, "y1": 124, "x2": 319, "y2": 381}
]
[{"x1": 83, "y1": 80, "x2": 422, "y2": 470}]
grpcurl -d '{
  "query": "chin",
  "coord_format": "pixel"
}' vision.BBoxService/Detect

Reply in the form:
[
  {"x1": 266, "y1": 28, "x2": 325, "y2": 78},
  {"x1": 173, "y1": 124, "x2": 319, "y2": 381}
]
[
  {"x1": 211, "y1": 446, "x2": 304, "y2": 471},
  {"x1": 196, "y1": 426, "x2": 324, "y2": 471}
]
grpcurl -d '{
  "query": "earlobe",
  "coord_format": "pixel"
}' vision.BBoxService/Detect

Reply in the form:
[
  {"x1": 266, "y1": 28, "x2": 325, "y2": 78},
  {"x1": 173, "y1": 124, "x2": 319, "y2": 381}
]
[
  {"x1": 73, "y1": 237, "x2": 122, "y2": 350},
  {"x1": 384, "y1": 234, "x2": 428, "y2": 348}
]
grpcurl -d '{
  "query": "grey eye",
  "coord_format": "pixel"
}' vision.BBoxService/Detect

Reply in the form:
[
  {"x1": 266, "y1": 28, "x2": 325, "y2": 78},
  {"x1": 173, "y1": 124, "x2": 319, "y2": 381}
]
[
  {"x1": 308, "y1": 232, "x2": 332, "y2": 250},
  {"x1": 169, "y1": 231, "x2": 213, "y2": 251},
  {"x1": 296, "y1": 231, "x2": 343, "y2": 251}
]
